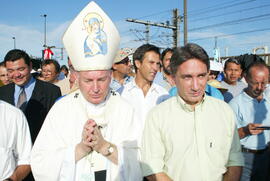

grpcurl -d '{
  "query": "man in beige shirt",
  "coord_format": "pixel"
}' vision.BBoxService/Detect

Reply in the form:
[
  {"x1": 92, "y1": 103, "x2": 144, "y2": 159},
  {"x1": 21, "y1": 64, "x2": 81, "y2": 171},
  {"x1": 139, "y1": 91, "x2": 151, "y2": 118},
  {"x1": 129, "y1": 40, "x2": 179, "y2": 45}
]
[{"x1": 141, "y1": 43, "x2": 244, "y2": 181}]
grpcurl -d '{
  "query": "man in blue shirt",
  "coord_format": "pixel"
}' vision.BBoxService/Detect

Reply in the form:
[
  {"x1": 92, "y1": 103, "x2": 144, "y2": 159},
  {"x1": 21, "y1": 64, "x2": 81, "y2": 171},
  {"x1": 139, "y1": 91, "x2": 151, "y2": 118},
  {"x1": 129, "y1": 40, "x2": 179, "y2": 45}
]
[{"x1": 229, "y1": 61, "x2": 270, "y2": 181}]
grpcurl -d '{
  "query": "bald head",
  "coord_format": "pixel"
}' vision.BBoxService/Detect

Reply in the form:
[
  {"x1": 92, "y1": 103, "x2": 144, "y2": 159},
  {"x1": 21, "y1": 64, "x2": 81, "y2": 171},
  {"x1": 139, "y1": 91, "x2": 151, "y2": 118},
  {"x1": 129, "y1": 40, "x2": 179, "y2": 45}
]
[{"x1": 245, "y1": 61, "x2": 269, "y2": 100}]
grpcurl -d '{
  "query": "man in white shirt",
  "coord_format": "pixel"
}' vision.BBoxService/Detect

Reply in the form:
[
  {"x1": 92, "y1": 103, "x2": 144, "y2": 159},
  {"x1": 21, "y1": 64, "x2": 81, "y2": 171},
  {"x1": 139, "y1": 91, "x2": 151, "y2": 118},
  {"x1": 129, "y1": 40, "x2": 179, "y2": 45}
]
[
  {"x1": 121, "y1": 44, "x2": 170, "y2": 134},
  {"x1": 0, "y1": 100, "x2": 32, "y2": 181},
  {"x1": 221, "y1": 58, "x2": 246, "y2": 102},
  {"x1": 31, "y1": 2, "x2": 142, "y2": 181}
]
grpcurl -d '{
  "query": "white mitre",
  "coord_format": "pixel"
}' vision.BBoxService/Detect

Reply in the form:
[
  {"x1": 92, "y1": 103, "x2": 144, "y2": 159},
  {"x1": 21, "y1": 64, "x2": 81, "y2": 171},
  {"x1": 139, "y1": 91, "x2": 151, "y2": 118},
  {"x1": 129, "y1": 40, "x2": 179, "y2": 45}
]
[{"x1": 63, "y1": 1, "x2": 120, "y2": 71}]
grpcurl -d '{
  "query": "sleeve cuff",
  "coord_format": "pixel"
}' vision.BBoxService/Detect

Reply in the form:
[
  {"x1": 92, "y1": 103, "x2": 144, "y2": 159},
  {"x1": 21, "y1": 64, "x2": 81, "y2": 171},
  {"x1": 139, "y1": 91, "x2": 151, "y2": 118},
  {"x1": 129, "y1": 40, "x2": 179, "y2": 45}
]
[{"x1": 227, "y1": 152, "x2": 244, "y2": 167}]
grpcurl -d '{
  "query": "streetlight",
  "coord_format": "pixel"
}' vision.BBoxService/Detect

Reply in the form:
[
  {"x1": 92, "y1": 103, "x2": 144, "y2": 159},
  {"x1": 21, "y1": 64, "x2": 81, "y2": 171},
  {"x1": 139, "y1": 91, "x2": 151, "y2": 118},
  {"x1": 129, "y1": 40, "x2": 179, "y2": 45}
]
[
  {"x1": 183, "y1": 0, "x2": 188, "y2": 45},
  {"x1": 12, "y1": 37, "x2": 16, "y2": 49},
  {"x1": 41, "y1": 14, "x2": 47, "y2": 48}
]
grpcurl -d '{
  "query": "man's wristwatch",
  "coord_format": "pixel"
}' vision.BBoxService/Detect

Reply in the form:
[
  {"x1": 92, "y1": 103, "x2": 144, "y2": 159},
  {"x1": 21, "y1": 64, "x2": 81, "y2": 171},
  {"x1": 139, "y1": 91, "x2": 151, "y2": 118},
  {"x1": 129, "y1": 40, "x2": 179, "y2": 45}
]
[{"x1": 103, "y1": 143, "x2": 114, "y2": 157}]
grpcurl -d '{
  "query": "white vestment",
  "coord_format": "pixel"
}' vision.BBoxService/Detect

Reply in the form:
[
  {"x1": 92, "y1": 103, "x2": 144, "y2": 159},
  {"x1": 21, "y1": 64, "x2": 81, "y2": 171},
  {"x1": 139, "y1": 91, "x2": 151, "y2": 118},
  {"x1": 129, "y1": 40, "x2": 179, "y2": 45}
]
[{"x1": 31, "y1": 90, "x2": 142, "y2": 181}]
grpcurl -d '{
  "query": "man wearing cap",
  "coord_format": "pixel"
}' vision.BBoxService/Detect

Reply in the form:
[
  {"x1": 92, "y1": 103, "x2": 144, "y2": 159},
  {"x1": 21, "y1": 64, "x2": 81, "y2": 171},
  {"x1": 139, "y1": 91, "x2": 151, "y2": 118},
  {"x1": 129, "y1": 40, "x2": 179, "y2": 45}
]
[
  {"x1": 121, "y1": 44, "x2": 170, "y2": 139},
  {"x1": 221, "y1": 58, "x2": 247, "y2": 102},
  {"x1": 209, "y1": 60, "x2": 223, "y2": 81},
  {"x1": 204, "y1": 60, "x2": 225, "y2": 100},
  {"x1": 110, "y1": 48, "x2": 134, "y2": 93},
  {"x1": 153, "y1": 48, "x2": 175, "y2": 91},
  {"x1": 141, "y1": 43, "x2": 243, "y2": 181},
  {"x1": 31, "y1": 2, "x2": 142, "y2": 181},
  {"x1": 229, "y1": 61, "x2": 270, "y2": 181}
]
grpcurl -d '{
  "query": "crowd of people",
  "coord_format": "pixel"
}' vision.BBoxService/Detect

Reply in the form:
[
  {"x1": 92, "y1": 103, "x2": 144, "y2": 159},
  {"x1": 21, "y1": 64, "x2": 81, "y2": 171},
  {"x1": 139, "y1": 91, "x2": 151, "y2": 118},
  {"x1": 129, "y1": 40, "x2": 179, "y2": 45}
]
[{"x1": 1, "y1": 2, "x2": 270, "y2": 181}]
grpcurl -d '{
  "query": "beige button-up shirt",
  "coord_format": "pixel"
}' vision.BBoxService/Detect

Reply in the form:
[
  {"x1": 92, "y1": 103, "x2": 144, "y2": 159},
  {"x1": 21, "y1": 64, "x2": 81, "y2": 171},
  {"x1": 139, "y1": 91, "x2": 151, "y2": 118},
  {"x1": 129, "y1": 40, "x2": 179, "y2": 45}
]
[{"x1": 141, "y1": 95, "x2": 244, "y2": 181}]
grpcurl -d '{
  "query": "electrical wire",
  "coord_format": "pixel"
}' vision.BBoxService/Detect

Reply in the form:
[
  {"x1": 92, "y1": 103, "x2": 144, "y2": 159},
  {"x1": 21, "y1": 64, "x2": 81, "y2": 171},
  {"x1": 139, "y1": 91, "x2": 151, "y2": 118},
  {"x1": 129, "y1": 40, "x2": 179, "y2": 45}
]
[
  {"x1": 189, "y1": 4, "x2": 270, "y2": 22},
  {"x1": 188, "y1": 0, "x2": 255, "y2": 17},
  {"x1": 188, "y1": 0, "x2": 245, "y2": 14},
  {"x1": 190, "y1": 27, "x2": 270, "y2": 41},
  {"x1": 134, "y1": 9, "x2": 171, "y2": 20},
  {"x1": 189, "y1": 13, "x2": 270, "y2": 32}
]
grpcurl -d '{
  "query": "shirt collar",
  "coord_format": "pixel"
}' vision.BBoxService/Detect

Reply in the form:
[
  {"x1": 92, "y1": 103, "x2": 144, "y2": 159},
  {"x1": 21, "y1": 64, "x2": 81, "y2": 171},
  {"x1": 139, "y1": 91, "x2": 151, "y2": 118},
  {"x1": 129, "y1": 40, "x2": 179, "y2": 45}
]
[
  {"x1": 80, "y1": 90, "x2": 111, "y2": 127},
  {"x1": 128, "y1": 78, "x2": 160, "y2": 94},
  {"x1": 242, "y1": 89, "x2": 268, "y2": 103},
  {"x1": 14, "y1": 76, "x2": 36, "y2": 103},
  {"x1": 85, "y1": 91, "x2": 110, "y2": 110},
  {"x1": 15, "y1": 76, "x2": 35, "y2": 89},
  {"x1": 162, "y1": 72, "x2": 167, "y2": 81},
  {"x1": 126, "y1": 78, "x2": 137, "y2": 91},
  {"x1": 205, "y1": 84, "x2": 210, "y2": 94},
  {"x1": 176, "y1": 94, "x2": 206, "y2": 112},
  {"x1": 112, "y1": 75, "x2": 131, "y2": 84}
]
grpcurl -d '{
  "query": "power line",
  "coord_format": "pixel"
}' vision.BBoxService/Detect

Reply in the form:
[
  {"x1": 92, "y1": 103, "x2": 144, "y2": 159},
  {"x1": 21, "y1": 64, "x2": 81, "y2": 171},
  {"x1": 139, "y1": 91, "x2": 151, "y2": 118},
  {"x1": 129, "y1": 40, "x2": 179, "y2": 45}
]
[
  {"x1": 229, "y1": 41, "x2": 270, "y2": 46},
  {"x1": 190, "y1": 27, "x2": 270, "y2": 41},
  {"x1": 120, "y1": 39, "x2": 140, "y2": 46},
  {"x1": 188, "y1": 0, "x2": 244, "y2": 14},
  {"x1": 189, "y1": 3, "x2": 270, "y2": 22},
  {"x1": 135, "y1": 9, "x2": 171, "y2": 20},
  {"x1": 149, "y1": 27, "x2": 161, "y2": 39},
  {"x1": 126, "y1": 9, "x2": 180, "y2": 47},
  {"x1": 129, "y1": 29, "x2": 145, "y2": 41},
  {"x1": 189, "y1": 13, "x2": 270, "y2": 32},
  {"x1": 158, "y1": 36, "x2": 173, "y2": 46},
  {"x1": 188, "y1": 0, "x2": 255, "y2": 16},
  {"x1": 152, "y1": 40, "x2": 172, "y2": 47}
]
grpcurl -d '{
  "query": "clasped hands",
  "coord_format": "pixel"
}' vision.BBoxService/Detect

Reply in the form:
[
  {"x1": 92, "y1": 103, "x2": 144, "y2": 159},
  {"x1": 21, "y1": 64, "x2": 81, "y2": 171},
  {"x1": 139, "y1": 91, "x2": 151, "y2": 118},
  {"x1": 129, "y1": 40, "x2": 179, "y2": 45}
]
[{"x1": 80, "y1": 119, "x2": 109, "y2": 155}]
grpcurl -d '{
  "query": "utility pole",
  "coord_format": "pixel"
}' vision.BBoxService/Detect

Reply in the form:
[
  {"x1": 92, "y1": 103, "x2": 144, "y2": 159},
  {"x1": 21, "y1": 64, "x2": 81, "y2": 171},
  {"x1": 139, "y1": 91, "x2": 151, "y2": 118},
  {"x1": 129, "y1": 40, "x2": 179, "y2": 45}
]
[
  {"x1": 213, "y1": 36, "x2": 220, "y2": 62},
  {"x1": 172, "y1": 9, "x2": 180, "y2": 47},
  {"x1": 184, "y1": 0, "x2": 188, "y2": 45},
  {"x1": 61, "y1": 48, "x2": 64, "y2": 60},
  {"x1": 146, "y1": 24, "x2": 150, "y2": 44},
  {"x1": 126, "y1": 9, "x2": 180, "y2": 47},
  {"x1": 41, "y1": 14, "x2": 47, "y2": 48},
  {"x1": 12, "y1": 37, "x2": 16, "y2": 49},
  {"x1": 225, "y1": 47, "x2": 229, "y2": 57},
  {"x1": 214, "y1": 36, "x2": 218, "y2": 49}
]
